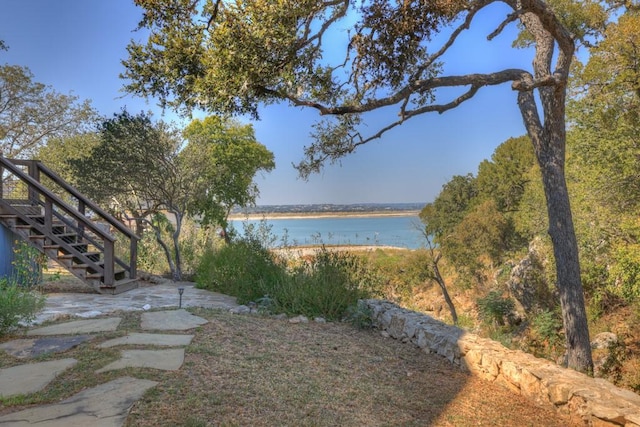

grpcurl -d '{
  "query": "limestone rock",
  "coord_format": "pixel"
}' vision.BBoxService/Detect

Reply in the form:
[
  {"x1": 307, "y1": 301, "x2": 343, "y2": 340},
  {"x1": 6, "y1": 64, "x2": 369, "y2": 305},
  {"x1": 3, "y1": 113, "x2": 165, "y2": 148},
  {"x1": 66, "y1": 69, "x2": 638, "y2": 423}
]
[
  {"x1": 591, "y1": 332, "x2": 618, "y2": 350},
  {"x1": 506, "y1": 239, "x2": 554, "y2": 314},
  {"x1": 289, "y1": 315, "x2": 309, "y2": 324},
  {"x1": 230, "y1": 305, "x2": 251, "y2": 315}
]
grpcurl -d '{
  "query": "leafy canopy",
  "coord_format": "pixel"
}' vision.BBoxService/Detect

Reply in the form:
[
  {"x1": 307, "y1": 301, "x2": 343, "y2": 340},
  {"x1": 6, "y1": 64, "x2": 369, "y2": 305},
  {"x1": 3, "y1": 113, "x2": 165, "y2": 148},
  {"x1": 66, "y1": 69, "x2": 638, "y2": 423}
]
[{"x1": 0, "y1": 64, "x2": 96, "y2": 159}]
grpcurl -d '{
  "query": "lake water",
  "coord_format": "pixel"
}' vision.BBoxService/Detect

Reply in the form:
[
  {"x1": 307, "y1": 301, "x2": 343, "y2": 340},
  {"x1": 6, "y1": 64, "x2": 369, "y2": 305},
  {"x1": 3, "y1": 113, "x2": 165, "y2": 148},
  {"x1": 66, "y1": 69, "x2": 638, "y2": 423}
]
[{"x1": 229, "y1": 215, "x2": 425, "y2": 249}]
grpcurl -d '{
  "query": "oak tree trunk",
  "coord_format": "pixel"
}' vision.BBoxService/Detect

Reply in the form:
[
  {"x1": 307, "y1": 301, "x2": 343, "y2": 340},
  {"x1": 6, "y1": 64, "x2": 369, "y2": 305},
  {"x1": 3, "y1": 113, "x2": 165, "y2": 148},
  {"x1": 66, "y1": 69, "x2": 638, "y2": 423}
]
[{"x1": 517, "y1": 87, "x2": 594, "y2": 373}]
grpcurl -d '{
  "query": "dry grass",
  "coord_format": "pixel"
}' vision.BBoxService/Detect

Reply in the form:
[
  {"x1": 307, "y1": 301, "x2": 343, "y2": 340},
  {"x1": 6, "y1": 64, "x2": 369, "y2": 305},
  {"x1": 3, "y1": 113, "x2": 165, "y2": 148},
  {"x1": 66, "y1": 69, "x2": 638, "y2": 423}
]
[
  {"x1": 0, "y1": 307, "x2": 574, "y2": 426},
  {"x1": 124, "y1": 309, "x2": 571, "y2": 426}
]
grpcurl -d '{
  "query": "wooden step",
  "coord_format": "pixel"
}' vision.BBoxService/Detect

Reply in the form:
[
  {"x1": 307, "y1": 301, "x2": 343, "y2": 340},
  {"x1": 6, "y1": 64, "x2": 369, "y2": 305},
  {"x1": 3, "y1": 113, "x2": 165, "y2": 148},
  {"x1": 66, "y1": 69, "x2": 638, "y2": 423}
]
[
  {"x1": 99, "y1": 278, "x2": 139, "y2": 295},
  {"x1": 0, "y1": 214, "x2": 18, "y2": 227},
  {"x1": 86, "y1": 267, "x2": 126, "y2": 280},
  {"x1": 44, "y1": 244, "x2": 61, "y2": 258},
  {"x1": 57, "y1": 252, "x2": 102, "y2": 265}
]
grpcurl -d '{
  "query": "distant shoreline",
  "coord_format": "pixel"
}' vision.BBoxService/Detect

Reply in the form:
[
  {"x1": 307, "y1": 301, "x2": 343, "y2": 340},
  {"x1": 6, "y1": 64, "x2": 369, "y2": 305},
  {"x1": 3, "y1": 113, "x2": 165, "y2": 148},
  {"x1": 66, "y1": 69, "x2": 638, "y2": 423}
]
[{"x1": 228, "y1": 210, "x2": 421, "y2": 221}]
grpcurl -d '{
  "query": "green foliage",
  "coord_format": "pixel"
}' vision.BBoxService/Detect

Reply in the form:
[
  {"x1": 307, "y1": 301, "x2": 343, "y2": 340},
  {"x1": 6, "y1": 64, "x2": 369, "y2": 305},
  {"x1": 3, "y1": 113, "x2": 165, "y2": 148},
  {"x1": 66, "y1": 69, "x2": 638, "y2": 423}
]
[
  {"x1": 608, "y1": 244, "x2": 640, "y2": 303},
  {"x1": 273, "y1": 248, "x2": 382, "y2": 321},
  {"x1": 196, "y1": 238, "x2": 284, "y2": 304},
  {"x1": 68, "y1": 111, "x2": 273, "y2": 281},
  {"x1": 477, "y1": 291, "x2": 515, "y2": 326},
  {"x1": 0, "y1": 241, "x2": 47, "y2": 336},
  {"x1": 0, "y1": 64, "x2": 97, "y2": 159},
  {"x1": 178, "y1": 219, "x2": 222, "y2": 280},
  {"x1": 455, "y1": 313, "x2": 476, "y2": 331},
  {"x1": 182, "y1": 116, "x2": 275, "y2": 231},
  {"x1": 444, "y1": 200, "x2": 514, "y2": 284},
  {"x1": 531, "y1": 309, "x2": 563, "y2": 347},
  {"x1": 365, "y1": 248, "x2": 436, "y2": 306},
  {"x1": 476, "y1": 136, "x2": 535, "y2": 212},
  {"x1": 10, "y1": 240, "x2": 46, "y2": 288},
  {"x1": 196, "y1": 231, "x2": 382, "y2": 320},
  {"x1": 345, "y1": 301, "x2": 375, "y2": 329},
  {"x1": 37, "y1": 133, "x2": 100, "y2": 185},
  {"x1": 0, "y1": 279, "x2": 45, "y2": 335},
  {"x1": 420, "y1": 174, "x2": 478, "y2": 239}
]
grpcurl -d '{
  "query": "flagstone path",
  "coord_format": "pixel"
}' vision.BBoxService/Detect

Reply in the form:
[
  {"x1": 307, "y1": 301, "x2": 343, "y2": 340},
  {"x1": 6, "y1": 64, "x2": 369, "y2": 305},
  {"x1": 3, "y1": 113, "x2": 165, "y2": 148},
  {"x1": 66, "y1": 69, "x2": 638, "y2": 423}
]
[{"x1": 0, "y1": 284, "x2": 239, "y2": 426}]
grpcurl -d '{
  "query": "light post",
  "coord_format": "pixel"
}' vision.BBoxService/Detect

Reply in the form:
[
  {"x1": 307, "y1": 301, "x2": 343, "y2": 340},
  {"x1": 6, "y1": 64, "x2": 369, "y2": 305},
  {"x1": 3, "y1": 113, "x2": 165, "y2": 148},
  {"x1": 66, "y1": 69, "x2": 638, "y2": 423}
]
[{"x1": 178, "y1": 287, "x2": 185, "y2": 308}]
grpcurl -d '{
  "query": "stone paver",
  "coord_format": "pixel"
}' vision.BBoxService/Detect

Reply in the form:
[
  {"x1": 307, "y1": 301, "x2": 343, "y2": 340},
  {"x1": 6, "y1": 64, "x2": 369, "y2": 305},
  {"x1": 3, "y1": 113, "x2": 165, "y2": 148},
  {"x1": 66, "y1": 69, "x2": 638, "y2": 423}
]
[
  {"x1": 27, "y1": 318, "x2": 121, "y2": 336},
  {"x1": 0, "y1": 359, "x2": 77, "y2": 398},
  {"x1": 34, "y1": 282, "x2": 237, "y2": 324},
  {"x1": 141, "y1": 309, "x2": 208, "y2": 331},
  {"x1": 95, "y1": 349, "x2": 186, "y2": 373},
  {"x1": 0, "y1": 336, "x2": 93, "y2": 359},
  {"x1": 98, "y1": 332, "x2": 194, "y2": 348},
  {"x1": 1, "y1": 282, "x2": 232, "y2": 426},
  {"x1": 0, "y1": 376, "x2": 158, "y2": 427}
]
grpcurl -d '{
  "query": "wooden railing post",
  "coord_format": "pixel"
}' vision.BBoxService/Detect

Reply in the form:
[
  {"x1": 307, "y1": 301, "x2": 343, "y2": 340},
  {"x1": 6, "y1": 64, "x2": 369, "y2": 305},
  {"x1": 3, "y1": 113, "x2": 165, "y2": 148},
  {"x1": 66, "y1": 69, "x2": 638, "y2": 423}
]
[
  {"x1": 130, "y1": 238, "x2": 137, "y2": 279},
  {"x1": 78, "y1": 200, "x2": 86, "y2": 239},
  {"x1": 44, "y1": 199, "x2": 52, "y2": 235},
  {"x1": 104, "y1": 239, "x2": 114, "y2": 287},
  {"x1": 28, "y1": 161, "x2": 40, "y2": 204}
]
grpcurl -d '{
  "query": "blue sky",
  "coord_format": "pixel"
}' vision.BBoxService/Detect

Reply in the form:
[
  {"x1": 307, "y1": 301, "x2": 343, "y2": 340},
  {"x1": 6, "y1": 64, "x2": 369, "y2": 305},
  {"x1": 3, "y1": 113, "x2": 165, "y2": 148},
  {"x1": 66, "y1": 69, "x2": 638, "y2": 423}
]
[{"x1": 0, "y1": 0, "x2": 532, "y2": 206}]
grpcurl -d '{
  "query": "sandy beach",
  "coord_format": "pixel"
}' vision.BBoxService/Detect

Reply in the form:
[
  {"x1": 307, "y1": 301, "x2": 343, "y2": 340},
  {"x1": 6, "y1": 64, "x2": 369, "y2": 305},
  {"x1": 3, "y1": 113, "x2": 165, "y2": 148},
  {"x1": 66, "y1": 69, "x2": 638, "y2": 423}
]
[
  {"x1": 271, "y1": 244, "x2": 411, "y2": 257},
  {"x1": 228, "y1": 210, "x2": 420, "y2": 221}
]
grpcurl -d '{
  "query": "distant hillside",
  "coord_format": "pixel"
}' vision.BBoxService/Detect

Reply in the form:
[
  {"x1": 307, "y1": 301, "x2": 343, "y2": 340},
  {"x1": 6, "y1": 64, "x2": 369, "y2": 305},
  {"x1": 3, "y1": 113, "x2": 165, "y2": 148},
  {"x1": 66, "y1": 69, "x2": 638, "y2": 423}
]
[{"x1": 232, "y1": 203, "x2": 424, "y2": 215}]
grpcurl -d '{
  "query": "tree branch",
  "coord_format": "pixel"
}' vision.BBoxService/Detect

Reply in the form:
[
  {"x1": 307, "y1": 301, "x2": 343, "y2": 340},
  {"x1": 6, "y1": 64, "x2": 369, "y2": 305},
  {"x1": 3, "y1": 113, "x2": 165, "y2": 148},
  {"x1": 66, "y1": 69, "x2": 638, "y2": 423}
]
[{"x1": 488, "y1": 10, "x2": 522, "y2": 41}]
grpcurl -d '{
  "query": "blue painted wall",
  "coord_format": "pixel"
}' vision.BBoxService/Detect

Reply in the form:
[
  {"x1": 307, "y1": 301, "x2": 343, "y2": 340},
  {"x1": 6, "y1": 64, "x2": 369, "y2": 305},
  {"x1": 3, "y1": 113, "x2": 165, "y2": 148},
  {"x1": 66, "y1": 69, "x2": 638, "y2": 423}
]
[{"x1": 0, "y1": 225, "x2": 16, "y2": 280}]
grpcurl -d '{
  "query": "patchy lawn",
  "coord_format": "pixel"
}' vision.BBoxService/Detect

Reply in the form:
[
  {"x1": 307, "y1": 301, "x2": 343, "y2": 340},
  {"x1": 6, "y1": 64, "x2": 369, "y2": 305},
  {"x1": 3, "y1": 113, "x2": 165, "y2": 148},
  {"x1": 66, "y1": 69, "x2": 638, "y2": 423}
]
[{"x1": 126, "y1": 309, "x2": 573, "y2": 426}]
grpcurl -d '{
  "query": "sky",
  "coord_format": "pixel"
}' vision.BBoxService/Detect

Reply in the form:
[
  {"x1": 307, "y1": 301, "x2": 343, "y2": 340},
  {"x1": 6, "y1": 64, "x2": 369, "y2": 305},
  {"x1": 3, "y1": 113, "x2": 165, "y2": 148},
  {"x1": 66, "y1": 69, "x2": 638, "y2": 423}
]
[{"x1": 0, "y1": 0, "x2": 533, "y2": 206}]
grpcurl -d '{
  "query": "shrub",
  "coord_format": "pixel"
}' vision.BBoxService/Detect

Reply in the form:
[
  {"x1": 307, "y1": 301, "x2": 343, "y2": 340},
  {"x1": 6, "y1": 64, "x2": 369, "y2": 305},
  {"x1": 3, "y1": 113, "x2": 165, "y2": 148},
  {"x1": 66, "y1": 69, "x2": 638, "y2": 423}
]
[
  {"x1": 345, "y1": 300, "x2": 375, "y2": 329},
  {"x1": 10, "y1": 239, "x2": 46, "y2": 288},
  {"x1": 531, "y1": 309, "x2": 563, "y2": 346},
  {"x1": 270, "y1": 248, "x2": 381, "y2": 321},
  {"x1": 196, "y1": 236, "x2": 383, "y2": 320},
  {"x1": 477, "y1": 290, "x2": 515, "y2": 326},
  {"x1": 195, "y1": 238, "x2": 285, "y2": 304},
  {"x1": 0, "y1": 279, "x2": 46, "y2": 335},
  {"x1": 608, "y1": 244, "x2": 640, "y2": 303}
]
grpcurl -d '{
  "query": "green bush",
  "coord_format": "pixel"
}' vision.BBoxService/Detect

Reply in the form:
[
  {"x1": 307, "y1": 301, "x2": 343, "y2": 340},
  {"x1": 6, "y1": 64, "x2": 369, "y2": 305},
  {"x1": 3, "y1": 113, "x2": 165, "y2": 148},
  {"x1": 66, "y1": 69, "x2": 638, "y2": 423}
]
[
  {"x1": 608, "y1": 244, "x2": 640, "y2": 303},
  {"x1": 531, "y1": 309, "x2": 563, "y2": 346},
  {"x1": 10, "y1": 240, "x2": 46, "y2": 288},
  {"x1": 477, "y1": 290, "x2": 515, "y2": 326},
  {"x1": 195, "y1": 238, "x2": 285, "y2": 304},
  {"x1": 271, "y1": 248, "x2": 381, "y2": 321},
  {"x1": 196, "y1": 237, "x2": 382, "y2": 320},
  {"x1": 0, "y1": 279, "x2": 46, "y2": 335}
]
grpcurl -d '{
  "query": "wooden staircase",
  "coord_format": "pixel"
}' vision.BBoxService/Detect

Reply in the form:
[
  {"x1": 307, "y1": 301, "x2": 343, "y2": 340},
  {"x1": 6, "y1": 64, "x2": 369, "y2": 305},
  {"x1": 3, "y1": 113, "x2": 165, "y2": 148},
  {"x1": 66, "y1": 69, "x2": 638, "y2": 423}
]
[{"x1": 0, "y1": 156, "x2": 139, "y2": 294}]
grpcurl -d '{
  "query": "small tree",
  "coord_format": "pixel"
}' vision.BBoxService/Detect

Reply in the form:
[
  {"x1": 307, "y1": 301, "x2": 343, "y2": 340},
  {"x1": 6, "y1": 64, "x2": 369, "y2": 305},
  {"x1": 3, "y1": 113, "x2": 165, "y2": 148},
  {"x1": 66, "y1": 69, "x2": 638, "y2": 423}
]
[
  {"x1": 423, "y1": 233, "x2": 458, "y2": 325},
  {"x1": 182, "y1": 116, "x2": 275, "y2": 241},
  {"x1": 70, "y1": 111, "x2": 197, "y2": 280},
  {"x1": 70, "y1": 111, "x2": 274, "y2": 280}
]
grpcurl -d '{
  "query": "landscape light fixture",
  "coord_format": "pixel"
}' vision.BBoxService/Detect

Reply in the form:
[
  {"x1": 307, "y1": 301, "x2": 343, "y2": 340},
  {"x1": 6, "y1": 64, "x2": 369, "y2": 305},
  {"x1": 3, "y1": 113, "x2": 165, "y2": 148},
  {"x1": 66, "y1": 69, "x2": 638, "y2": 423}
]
[{"x1": 178, "y1": 287, "x2": 185, "y2": 308}]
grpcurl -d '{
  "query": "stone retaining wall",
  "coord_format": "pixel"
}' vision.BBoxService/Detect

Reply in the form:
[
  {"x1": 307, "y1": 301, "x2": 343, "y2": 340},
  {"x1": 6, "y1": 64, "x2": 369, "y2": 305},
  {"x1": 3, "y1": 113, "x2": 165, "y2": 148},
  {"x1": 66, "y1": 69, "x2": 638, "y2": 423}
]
[{"x1": 363, "y1": 299, "x2": 640, "y2": 426}]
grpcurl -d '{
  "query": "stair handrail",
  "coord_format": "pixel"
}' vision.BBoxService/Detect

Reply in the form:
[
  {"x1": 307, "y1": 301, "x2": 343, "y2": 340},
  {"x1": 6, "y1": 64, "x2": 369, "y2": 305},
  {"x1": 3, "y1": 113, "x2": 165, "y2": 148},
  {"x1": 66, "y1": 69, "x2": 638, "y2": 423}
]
[
  {"x1": 27, "y1": 160, "x2": 139, "y2": 241},
  {"x1": 0, "y1": 157, "x2": 115, "y2": 242},
  {"x1": 30, "y1": 160, "x2": 139, "y2": 280},
  {"x1": 0, "y1": 156, "x2": 138, "y2": 285}
]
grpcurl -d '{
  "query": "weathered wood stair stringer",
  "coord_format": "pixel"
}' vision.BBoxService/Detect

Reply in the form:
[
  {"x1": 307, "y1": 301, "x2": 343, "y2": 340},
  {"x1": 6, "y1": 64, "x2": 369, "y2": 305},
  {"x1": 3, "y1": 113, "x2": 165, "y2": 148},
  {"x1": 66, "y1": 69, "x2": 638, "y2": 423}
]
[{"x1": 0, "y1": 156, "x2": 139, "y2": 294}]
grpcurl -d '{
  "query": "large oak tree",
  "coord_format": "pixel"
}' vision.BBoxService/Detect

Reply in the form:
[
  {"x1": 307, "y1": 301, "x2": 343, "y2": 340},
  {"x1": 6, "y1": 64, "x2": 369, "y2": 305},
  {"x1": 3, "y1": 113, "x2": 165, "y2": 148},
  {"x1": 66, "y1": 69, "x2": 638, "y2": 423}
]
[{"x1": 123, "y1": 0, "x2": 595, "y2": 371}]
